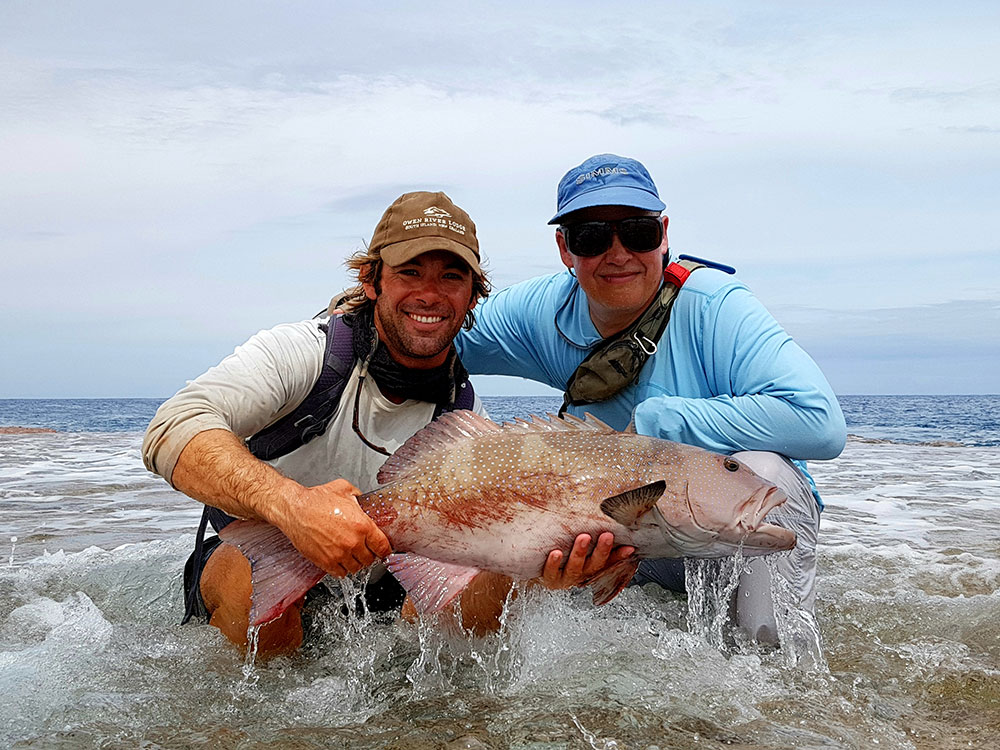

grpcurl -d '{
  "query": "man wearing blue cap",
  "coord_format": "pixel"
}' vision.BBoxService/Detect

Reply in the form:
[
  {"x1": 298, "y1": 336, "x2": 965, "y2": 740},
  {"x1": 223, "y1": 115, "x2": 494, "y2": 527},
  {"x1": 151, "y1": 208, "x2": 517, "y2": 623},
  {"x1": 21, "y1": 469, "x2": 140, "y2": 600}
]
[{"x1": 456, "y1": 154, "x2": 846, "y2": 651}]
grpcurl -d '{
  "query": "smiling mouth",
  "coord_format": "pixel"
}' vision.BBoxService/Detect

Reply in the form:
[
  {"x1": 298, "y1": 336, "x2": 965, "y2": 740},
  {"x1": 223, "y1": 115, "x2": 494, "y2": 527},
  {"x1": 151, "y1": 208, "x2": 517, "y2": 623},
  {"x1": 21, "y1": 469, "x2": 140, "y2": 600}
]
[
  {"x1": 406, "y1": 312, "x2": 446, "y2": 324},
  {"x1": 600, "y1": 271, "x2": 641, "y2": 282}
]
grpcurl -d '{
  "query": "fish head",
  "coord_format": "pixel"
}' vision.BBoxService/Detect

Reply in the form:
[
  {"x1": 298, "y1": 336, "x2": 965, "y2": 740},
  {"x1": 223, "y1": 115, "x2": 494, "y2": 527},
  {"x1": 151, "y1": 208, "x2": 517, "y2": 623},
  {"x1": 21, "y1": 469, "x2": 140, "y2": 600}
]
[{"x1": 645, "y1": 449, "x2": 796, "y2": 558}]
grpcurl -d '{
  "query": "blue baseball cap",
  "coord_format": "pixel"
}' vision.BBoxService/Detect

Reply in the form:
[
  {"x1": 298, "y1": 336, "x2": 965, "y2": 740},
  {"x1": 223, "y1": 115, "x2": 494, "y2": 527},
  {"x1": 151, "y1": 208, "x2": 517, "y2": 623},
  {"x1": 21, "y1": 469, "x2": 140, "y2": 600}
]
[{"x1": 548, "y1": 154, "x2": 666, "y2": 225}]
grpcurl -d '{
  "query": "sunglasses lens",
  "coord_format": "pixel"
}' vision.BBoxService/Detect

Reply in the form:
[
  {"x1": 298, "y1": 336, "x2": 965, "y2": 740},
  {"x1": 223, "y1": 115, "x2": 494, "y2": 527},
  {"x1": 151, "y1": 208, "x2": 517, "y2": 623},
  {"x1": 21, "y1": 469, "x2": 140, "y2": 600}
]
[
  {"x1": 567, "y1": 223, "x2": 613, "y2": 257},
  {"x1": 618, "y1": 218, "x2": 663, "y2": 252},
  {"x1": 565, "y1": 218, "x2": 662, "y2": 256}
]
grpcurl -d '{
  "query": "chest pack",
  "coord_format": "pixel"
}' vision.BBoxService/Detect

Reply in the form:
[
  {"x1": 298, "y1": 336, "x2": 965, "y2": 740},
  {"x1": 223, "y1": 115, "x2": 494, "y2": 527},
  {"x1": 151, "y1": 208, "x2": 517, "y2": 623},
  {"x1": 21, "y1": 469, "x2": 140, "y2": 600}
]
[{"x1": 559, "y1": 255, "x2": 734, "y2": 416}]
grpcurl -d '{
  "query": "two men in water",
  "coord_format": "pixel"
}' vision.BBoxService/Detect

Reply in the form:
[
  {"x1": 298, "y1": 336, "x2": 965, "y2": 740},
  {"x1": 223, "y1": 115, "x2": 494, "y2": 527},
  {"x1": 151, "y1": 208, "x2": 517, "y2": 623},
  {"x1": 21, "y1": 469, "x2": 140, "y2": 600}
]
[{"x1": 145, "y1": 155, "x2": 845, "y2": 654}]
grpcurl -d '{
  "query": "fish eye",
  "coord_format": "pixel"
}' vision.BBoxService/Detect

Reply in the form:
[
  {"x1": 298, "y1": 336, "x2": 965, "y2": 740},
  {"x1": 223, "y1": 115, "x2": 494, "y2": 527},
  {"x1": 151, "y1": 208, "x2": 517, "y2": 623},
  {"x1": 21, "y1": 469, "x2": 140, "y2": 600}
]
[{"x1": 723, "y1": 458, "x2": 740, "y2": 472}]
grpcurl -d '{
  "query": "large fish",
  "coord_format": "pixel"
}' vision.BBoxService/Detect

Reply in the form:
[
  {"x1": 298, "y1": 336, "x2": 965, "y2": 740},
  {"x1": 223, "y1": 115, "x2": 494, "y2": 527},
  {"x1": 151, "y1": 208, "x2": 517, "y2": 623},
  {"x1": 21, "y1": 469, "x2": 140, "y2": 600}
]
[{"x1": 220, "y1": 411, "x2": 795, "y2": 626}]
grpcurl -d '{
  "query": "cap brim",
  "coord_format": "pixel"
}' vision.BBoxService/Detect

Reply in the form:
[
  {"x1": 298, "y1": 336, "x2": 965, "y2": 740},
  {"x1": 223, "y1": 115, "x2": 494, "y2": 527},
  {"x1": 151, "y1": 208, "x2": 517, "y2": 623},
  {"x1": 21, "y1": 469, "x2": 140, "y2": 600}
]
[
  {"x1": 548, "y1": 186, "x2": 666, "y2": 224},
  {"x1": 379, "y1": 237, "x2": 483, "y2": 276}
]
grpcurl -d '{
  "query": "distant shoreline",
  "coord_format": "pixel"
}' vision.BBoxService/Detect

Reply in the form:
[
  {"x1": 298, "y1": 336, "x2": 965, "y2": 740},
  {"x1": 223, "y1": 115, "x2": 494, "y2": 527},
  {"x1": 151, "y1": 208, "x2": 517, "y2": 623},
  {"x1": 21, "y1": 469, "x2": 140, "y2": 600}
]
[{"x1": 0, "y1": 426, "x2": 58, "y2": 434}]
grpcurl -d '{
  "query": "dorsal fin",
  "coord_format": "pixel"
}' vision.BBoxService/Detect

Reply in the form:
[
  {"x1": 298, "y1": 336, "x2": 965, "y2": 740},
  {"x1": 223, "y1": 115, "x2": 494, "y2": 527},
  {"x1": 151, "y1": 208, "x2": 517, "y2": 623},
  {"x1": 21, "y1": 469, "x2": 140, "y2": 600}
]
[
  {"x1": 376, "y1": 409, "x2": 619, "y2": 484},
  {"x1": 600, "y1": 480, "x2": 666, "y2": 528},
  {"x1": 377, "y1": 410, "x2": 501, "y2": 484}
]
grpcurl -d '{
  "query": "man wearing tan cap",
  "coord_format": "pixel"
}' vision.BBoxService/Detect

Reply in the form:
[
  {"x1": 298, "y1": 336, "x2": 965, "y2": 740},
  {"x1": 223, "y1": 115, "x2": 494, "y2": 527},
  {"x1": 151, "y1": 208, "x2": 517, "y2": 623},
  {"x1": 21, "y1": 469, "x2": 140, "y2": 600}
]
[{"x1": 143, "y1": 192, "x2": 499, "y2": 655}]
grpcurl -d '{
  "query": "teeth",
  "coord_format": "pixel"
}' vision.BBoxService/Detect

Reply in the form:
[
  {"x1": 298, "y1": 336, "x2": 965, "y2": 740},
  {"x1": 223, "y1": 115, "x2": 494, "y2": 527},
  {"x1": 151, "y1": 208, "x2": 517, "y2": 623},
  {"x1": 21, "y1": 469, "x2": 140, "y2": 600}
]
[{"x1": 409, "y1": 313, "x2": 445, "y2": 324}]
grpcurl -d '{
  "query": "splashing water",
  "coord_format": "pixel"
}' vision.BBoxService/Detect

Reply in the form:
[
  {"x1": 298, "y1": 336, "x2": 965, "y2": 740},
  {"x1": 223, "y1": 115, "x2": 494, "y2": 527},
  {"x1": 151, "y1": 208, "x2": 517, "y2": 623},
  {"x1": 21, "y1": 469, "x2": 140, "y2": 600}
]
[
  {"x1": 683, "y1": 554, "x2": 745, "y2": 650},
  {"x1": 767, "y1": 556, "x2": 827, "y2": 670},
  {"x1": 463, "y1": 581, "x2": 524, "y2": 694},
  {"x1": 242, "y1": 624, "x2": 262, "y2": 685},
  {"x1": 4, "y1": 422, "x2": 1000, "y2": 748}
]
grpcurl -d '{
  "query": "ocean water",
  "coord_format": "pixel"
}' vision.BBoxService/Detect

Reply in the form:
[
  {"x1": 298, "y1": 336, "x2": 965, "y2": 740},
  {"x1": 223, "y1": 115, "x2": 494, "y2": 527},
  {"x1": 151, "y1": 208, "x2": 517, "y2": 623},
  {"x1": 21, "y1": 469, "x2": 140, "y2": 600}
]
[
  {"x1": 3, "y1": 394, "x2": 998, "y2": 446},
  {"x1": 1, "y1": 395, "x2": 998, "y2": 749}
]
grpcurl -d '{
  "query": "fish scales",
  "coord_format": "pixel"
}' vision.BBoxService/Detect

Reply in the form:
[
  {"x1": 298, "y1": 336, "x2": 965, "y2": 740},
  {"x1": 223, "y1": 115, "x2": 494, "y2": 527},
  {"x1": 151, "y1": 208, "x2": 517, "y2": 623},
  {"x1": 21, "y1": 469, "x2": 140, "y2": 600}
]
[
  {"x1": 220, "y1": 410, "x2": 797, "y2": 625},
  {"x1": 360, "y1": 427, "x2": 740, "y2": 579}
]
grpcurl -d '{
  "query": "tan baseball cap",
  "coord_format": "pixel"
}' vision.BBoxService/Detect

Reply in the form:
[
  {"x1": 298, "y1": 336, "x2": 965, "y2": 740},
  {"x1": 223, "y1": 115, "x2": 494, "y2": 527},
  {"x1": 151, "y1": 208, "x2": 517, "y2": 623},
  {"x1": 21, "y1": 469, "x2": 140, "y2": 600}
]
[{"x1": 370, "y1": 191, "x2": 482, "y2": 276}]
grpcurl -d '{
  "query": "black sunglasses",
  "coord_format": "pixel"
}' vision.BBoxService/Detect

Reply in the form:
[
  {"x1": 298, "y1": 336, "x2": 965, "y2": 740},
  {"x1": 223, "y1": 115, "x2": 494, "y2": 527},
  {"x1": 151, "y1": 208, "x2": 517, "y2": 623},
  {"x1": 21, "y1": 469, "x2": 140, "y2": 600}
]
[{"x1": 560, "y1": 217, "x2": 663, "y2": 257}]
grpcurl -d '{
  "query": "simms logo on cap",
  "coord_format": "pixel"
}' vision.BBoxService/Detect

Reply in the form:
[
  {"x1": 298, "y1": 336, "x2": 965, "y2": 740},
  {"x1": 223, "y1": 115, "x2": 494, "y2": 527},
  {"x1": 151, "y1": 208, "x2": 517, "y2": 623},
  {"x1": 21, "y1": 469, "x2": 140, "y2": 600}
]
[{"x1": 575, "y1": 165, "x2": 629, "y2": 185}]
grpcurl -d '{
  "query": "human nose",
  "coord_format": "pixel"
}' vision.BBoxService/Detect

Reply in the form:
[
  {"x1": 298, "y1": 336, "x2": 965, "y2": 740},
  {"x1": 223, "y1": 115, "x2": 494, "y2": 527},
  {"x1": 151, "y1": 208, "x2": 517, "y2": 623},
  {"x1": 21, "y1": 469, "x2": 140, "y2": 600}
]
[
  {"x1": 603, "y1": 232, "x2": 632, "y2": 264},
  {"x1": 411, "y1": 276, "x2": 444, "y2": 303}
]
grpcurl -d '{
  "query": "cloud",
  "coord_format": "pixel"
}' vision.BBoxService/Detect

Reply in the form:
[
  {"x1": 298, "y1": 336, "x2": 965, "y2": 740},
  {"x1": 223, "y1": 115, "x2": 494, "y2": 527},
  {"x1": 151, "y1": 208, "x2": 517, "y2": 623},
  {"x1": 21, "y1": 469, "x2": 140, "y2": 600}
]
[
  {"x1": 943, "y1": 125, "x2": 1000, "y2": 134},
  {"x1": 890, "y1": 84, "x2": 1000, "y2": 105},
  {"x1": 782, "y1": 300, "x2": 1000, "y2": 358},
  {"x1": 1, "y1": 1, "x2": 999, "y2": 396}
]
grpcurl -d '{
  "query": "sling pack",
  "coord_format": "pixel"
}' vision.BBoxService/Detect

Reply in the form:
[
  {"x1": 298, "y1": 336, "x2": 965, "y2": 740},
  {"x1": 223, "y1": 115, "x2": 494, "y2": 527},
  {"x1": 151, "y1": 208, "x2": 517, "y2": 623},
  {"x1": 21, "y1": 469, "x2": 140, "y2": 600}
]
[
  {"x1": 182, "y1": 312, "x2": 476, "y2": 623},
  {"x1": 559, "y1": 255, "x2": 734, "y2": 416}
]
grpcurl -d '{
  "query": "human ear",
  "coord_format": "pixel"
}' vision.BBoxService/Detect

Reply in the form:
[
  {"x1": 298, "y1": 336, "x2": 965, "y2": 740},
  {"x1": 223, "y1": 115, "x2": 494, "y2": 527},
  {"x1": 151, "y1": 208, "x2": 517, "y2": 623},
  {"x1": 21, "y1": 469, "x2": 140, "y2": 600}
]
[
  {"x1": 361, "y1": 264, "x2": 378, "y2": 301},
  {"x1": 555, "y1": 229, "x2": 575, "y2": 270}
]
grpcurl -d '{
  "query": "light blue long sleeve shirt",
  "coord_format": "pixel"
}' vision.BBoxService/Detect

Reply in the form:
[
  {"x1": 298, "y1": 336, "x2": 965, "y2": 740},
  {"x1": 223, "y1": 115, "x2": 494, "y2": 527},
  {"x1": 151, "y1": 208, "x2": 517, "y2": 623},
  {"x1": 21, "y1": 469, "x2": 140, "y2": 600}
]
[{"x1": 456, "y1": 267, "x2": 846, "y2": 506}]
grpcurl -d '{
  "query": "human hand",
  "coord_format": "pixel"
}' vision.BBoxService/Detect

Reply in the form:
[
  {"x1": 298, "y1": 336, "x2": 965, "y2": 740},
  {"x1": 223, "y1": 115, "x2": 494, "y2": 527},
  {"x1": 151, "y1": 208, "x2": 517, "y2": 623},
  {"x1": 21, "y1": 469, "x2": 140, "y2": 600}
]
[
  {"x1": 278, "y1": 478, "x2": 393, "y2": 577},
  {"x1": 538, "y1": 532, "x2": 635, "y2": 590}
]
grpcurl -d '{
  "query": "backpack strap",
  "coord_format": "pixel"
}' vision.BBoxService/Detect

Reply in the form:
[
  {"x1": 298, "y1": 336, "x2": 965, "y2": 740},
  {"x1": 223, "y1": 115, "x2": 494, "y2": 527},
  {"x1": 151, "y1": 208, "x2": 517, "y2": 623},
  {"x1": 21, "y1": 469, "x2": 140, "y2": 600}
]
[
  {"x1": 246, "y1": 314, "x2": 356, "y2": 461},
  {"x1": 433, "y1": 374, "x2": 476, "y2": 418}
]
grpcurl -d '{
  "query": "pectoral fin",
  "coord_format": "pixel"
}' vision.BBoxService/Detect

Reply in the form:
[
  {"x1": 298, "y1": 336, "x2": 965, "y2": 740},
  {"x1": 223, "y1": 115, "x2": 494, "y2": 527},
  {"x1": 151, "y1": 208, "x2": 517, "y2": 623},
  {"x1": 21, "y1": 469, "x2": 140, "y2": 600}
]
[
  {"x1": 587, "y1": 557, "x2": 641, "y2": 606},
  {"x1": 599, "y1": 480, "x2": 666, "y2": 528},
  {"x1": 386, "y1": 553, "x2": 481, "y2": 614}
]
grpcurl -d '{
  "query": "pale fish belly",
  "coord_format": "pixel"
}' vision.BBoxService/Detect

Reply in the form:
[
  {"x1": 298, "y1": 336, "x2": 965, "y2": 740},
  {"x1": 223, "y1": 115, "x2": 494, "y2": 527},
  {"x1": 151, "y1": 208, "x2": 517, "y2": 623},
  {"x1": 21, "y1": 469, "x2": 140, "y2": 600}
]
[{"x1": 362, "y1": 479, "x2": 616, "y2": 581}]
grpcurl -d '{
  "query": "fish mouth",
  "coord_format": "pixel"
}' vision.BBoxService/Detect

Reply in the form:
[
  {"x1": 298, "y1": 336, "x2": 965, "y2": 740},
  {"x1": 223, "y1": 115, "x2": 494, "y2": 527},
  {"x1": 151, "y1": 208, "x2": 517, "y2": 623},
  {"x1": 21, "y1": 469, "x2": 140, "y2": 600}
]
[
  {"x1": 667, "y1": 483, "x2": 795, "y2": 556},
  {"x1": 742, "y1": 486, "x2": 788, "y2": 531},
  {"x1": 737, "y1": 486, "x2": 795, "y2": 553},
  {"x1": 683, "y1": 484, "x2": 788, "y2": 536}
]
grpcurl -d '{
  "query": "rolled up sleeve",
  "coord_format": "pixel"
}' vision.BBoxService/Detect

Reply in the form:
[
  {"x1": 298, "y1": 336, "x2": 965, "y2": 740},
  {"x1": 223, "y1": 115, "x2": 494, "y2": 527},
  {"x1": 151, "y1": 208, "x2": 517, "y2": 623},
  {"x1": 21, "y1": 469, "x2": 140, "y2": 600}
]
[{"x1": 141, "y1": 321, "x2": 326, "y2": 485}]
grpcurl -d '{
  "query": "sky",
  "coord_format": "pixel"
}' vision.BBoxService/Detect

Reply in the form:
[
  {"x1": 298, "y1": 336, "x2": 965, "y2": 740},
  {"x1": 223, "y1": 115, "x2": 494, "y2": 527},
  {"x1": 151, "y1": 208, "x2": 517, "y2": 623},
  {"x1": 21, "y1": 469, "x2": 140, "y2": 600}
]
[{"x1": 1, "y1": 1, "x2": 998, "y2": 398}]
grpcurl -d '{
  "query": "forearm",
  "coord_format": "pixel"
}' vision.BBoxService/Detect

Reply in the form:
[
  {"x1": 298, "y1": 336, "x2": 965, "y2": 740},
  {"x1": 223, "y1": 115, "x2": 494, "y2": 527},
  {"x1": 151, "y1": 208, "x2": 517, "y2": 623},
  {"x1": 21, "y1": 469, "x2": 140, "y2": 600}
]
[
  {"x1": 633, "y1": 391, "x2": 846, "y2": 459},
  {"x1": 170, "y1": 428, "x2": 305, "y2": 527},
  {"x1": 632, "y1": 282, "x2": 847, "y2": 459}
]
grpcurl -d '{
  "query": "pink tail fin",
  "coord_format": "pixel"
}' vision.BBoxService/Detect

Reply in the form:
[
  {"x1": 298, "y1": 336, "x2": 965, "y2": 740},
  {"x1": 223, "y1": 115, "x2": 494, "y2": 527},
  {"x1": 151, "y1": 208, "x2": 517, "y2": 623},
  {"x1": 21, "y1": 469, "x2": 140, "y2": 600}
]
[{"x1": 218, "y1": 520, "x2": 326, "y2": 626}]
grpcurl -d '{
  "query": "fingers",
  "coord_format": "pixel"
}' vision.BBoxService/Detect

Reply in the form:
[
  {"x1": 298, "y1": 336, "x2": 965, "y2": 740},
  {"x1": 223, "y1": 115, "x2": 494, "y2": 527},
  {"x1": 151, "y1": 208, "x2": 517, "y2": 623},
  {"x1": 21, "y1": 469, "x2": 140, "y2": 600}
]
[
  {"x1": 586, "y1": 532, "x2": 615, "y2": 572},
  {"x1": 561, "y1": 533, "x2": 593, "y2": 583},
  {"x1": 296, "y1": 479, "x2": 392, "y2": 577},
  {"x1": 324, "y1": 525, "x2": 388, "y2": 577},
  {"x1": 541, "y1": 549, "x2": 565, "y2": 586},
  {"x1": 327, "y1": 478, "x2": 362, "y2": 496},
  {"x1": 326, "y1": 548, "x2": 374, "y2": 578},
  {"x1": 327, "y1": 561, "x2": 349, "y2": 578},
  {"x1": 610, "y1": 544, "x2": 636, "y2": 564},
  {"x1": 539, "y1": 532, "x2": 635, "y2": 590},
  {"x1": 365, "y1": 526, "x2": 393, "y2": 559}
]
